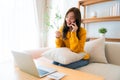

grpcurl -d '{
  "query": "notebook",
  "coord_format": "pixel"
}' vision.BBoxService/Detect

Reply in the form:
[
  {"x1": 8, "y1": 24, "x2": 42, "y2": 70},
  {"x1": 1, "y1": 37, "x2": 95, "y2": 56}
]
[{"x1": 12, "y1": 51, "x2": 57, "y2": 78}]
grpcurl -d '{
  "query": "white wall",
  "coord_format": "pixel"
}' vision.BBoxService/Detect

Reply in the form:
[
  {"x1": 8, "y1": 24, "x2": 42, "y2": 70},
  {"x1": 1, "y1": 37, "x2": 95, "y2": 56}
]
[
  {"x1": 62, "y1": 0, "x2": 79, "y2": 16},
  {"x1": 86, "y1": 1, "x2": 120, "y2": 38},
  {"x1": 86, "y1": 22, "x2": 120, "y2": 38}
]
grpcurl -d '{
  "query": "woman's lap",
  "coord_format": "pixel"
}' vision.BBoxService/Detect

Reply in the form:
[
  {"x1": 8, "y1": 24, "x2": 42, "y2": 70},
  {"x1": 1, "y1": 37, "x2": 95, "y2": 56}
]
[{"x1": 53, "y1": 59, "x2": 89, "y2": 69}]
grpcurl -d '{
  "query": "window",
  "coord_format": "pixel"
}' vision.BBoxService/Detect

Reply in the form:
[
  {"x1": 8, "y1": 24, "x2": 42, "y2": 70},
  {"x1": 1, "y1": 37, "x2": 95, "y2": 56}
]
[{"x1": 0, "y1": 0, "x2": 39, "y2": 62}]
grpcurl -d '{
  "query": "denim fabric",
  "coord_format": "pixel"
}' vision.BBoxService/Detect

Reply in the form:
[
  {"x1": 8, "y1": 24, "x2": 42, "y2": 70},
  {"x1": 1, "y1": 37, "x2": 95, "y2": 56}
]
[{"x1": 53, "y1": 59, "x2": 89, "y2": 69}]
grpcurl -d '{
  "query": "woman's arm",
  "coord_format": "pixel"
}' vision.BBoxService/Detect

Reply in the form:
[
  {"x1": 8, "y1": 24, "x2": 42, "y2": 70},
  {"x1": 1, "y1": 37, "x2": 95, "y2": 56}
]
[
  {"x1": 55, "y1": 37, "x2": 64, "y2": 47},
  {"x1": 55, "y1": 26, "x2": 65, "y2": 47},
  {"x1": 69, "y1": 28, "x2": 86, "y2": 53}
]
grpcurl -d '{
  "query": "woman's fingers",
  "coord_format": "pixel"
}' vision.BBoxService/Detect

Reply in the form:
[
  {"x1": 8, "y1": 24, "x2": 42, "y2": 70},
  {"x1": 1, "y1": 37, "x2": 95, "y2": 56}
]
[
  {"x1": 71, "y1": 23, "x2": 78, "y2": 32},
  {"x1": 55, "y1": 31, "x2": 61, "y2": 38}
]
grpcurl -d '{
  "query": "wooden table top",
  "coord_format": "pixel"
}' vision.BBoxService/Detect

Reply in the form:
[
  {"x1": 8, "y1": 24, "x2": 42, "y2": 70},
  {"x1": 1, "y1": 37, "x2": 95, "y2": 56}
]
[{"x1": 0, "y1": 57, "x2": 104, "y2": 80}]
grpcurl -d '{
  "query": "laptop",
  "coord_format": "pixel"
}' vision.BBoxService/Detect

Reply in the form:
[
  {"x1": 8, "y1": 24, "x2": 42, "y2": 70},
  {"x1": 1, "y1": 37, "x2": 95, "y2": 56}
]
[{"x1": 12, "y1": 51, "x2": 57, "y2": 78}]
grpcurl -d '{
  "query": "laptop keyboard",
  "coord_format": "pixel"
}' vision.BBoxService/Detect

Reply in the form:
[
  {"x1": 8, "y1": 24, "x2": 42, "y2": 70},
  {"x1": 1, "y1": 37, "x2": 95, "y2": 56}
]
[{"x1": 38, "y1": 69, "x2": 49, "y2": 76}]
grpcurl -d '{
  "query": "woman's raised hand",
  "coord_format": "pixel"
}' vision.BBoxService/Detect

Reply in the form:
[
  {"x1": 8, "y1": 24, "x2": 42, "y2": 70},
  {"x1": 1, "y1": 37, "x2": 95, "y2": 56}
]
[
  {"x1": 55, "y1": 31, "x2": 61, "y2": 38},
  {"x1": 71, "y1": 23, "x2": 78, "y2": 32}
]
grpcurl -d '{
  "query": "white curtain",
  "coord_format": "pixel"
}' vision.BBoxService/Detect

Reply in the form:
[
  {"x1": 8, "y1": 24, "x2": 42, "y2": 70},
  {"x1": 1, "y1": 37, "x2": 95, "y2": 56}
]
[
  {"x1": 0, "y1": 0, "x2": 39, "y2": 62},
  {"x1": 35, "y1": 0, "x2": 48, "y2": 47}
]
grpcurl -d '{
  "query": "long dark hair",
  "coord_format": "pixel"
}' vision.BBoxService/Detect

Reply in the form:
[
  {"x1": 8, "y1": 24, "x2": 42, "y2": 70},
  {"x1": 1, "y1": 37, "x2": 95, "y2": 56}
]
[{"x1": 62, "y1": 7, "x2": 81, "y2": 40}]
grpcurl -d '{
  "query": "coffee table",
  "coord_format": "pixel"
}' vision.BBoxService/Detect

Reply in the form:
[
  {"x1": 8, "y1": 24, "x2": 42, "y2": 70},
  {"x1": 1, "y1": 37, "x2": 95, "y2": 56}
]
[
  {"x1": 0, "y1": 58, "x2": 104, "y2": 80},
  {"x1": 35, "y1": 57, "x2": 104, "y2": 80}
]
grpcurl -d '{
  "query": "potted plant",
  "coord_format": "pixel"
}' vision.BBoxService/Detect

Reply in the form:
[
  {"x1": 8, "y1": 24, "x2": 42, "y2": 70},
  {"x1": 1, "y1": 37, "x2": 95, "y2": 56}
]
[{"x1": 98, "y1": 27, "x2": 107, "y2": 37}]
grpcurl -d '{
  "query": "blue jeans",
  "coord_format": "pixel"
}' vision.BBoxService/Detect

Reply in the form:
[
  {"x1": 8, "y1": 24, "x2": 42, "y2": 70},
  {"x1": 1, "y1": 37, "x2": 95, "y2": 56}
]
[{"x1": 53, "y1": 59, "x2": 89, "y2": 69}]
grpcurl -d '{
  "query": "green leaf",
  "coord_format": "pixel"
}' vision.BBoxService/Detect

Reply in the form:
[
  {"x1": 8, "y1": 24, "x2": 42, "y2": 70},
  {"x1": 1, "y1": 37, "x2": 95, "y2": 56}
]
[{"x1": 98, "y1": 28, "x2": 107, "y2": 34}]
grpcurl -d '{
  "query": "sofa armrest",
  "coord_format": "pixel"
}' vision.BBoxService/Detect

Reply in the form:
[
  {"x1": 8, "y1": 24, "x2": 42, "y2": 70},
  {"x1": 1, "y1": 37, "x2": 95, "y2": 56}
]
[
  {"x1": 105, "y1": 42, "x2": 120, "y2": 66},
  {"x1": 26, "y1": 47, "x2": 50, "y2": 59}
]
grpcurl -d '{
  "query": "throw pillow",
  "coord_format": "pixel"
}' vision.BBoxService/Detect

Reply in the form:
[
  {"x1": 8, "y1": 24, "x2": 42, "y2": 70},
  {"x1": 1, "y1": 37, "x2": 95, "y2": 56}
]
[
  {"x1": 84, "y1": 37, "x2": 108, "y2": 63},
  {"x1": 42, "y1": 47, "x2": 86, "y2": 64}
]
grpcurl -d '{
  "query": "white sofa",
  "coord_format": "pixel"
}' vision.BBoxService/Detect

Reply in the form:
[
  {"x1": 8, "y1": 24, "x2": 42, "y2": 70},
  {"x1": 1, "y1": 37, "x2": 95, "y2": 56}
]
[
  {"x1": 77, "y1": 42, "x2": 120, "y2": 80},
  {"x1": 27, "y1": 41, "x2": 120, "y2": 80}
]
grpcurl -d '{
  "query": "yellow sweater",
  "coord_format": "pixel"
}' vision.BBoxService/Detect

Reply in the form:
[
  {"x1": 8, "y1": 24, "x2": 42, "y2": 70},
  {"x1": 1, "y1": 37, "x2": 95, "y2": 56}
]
[{"x1": 55, "y1": 26, "x2": 90, "y2": 60}]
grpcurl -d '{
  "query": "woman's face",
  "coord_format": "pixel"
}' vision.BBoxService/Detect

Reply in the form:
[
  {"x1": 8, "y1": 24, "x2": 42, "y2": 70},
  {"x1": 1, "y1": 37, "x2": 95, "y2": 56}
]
[{"x1": 65, "y1": 12, "x2": 76, "y2": 27}]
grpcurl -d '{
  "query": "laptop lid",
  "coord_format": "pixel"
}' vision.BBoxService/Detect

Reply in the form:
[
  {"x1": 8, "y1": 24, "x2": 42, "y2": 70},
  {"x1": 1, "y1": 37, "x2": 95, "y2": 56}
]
[{"x1": 12, "y1": 51, "x2": 56, "y2": 77}]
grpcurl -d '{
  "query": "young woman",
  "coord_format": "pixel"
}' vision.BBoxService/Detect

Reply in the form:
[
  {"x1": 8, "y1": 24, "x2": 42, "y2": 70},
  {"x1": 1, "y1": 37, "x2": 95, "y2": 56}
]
[{"x1": 54, "y1": 7, "x2": 90, "y2": 69}]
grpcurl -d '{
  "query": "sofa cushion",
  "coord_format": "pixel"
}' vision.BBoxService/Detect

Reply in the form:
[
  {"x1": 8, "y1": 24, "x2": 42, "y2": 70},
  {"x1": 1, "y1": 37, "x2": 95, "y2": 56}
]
[
  {"x1": 84, "y1": 37, "x2": 108, "y2": 63},
  {"x1": 77, "y1": 63, "x2": 120, "y2": 80}
]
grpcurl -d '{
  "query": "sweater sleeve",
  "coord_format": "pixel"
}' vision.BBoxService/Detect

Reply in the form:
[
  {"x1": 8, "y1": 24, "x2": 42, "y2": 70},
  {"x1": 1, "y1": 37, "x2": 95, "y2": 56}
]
[
  {"x1": 69, "y1": 28, "x2": 86, "y2": 53},
  {"x1": 55, "y1": 38, "x2": 64, "y2": 47},
  {"x1": 55, "y1": 26, "x2": 65, "y2": 47}
]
